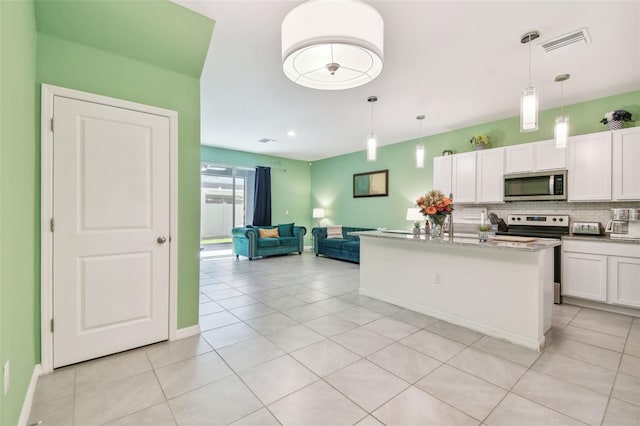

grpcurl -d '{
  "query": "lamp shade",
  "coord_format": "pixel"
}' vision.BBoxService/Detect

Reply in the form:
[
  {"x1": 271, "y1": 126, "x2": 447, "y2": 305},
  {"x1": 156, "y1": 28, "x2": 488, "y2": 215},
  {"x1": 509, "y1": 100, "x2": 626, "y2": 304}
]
[
  {"x1": 366, "y1": 133, "x2": 377, "y2": 161},
  {"x1": 312, "y1": 208, "x2": 325, "y2": 219},
  {"x1": 281, "y1": 0, "x2": 384, "y2": 90},
  {"x1": 416, "y1": 144, "x2": 425, "y2": 168},
  {"x1": 520, "y1": 86, "x2": 538, "y2": 132},
  {"x1": 406, "y1": 208, "x2": 422, "y2": 221},
  {"x1": 555, "y1": 115, "x2": 569, "y2": 149}
]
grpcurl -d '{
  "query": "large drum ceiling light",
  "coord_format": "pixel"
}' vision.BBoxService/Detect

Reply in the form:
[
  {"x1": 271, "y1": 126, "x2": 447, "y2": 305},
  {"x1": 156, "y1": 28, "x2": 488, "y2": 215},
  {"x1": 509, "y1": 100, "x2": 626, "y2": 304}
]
[{"x1": 281, "y1": 0, "x2": 384, "y2": 90}]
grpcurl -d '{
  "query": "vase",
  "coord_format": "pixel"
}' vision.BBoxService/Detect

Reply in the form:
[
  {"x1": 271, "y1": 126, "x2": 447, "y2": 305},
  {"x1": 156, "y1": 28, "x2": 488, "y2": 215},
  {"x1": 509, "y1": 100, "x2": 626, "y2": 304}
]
[
  {"x1": 474, "y1": 144, "x2": 487, "y2": 151},
  {"x1": 428, "y1": 214, "x2": 448, "y2": 239},
  {"x1": 607, "y1": 120, "x2": 623, "y2": 131}
]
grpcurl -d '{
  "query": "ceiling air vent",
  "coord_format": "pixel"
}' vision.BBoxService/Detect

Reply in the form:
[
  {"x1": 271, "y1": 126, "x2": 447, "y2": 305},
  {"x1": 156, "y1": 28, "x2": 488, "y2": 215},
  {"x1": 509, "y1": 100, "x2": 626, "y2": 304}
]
[
  {"x1": 258, "y1": 138, "x2": 276, "y2": 143},
  {"x1": 541, "y1": 27, "x2": 591, "y2": 53}
]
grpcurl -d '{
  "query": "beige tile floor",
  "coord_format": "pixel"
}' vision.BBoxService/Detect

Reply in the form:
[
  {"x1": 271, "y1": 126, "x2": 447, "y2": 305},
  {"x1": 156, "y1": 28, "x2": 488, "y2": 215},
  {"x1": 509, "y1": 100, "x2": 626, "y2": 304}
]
[{"x1": 29, "y1": 252, "x2": 640, "y2": 425}]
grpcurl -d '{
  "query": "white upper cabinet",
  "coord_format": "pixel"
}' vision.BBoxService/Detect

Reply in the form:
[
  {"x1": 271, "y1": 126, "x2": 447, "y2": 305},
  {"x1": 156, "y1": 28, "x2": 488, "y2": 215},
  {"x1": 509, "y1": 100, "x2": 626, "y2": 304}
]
[
  {"x1": 476, "y1": 148, "x2": 504, "y2": 203},
  {"x1": 451, "y1": 152, "x2": 477, "y2": 203},
  {"x1": 612, "y1": 127, "x2": 640, "y2": 201},
  {"x1": 433, "y1": 155, "x2": 452, "y2": 196},
  {"x1": 504, "y1": 139, "x2": 566, "y2": 174},
  {"x1": 504, "y1": 144, "x2": 534, "y2": 174},
  {"x1": 567, "y1": 132, "x2": 612, "y2": 201},
  {"x1": 535, "y1": 139, "x2": 567, "y2": 171}
]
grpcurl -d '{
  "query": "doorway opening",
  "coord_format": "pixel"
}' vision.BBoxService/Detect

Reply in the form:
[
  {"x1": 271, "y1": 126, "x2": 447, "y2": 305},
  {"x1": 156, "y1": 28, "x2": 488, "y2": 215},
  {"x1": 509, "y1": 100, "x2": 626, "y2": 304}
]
[{"x1": 200, "y1": 164, "x2": 255, "y2": 258}]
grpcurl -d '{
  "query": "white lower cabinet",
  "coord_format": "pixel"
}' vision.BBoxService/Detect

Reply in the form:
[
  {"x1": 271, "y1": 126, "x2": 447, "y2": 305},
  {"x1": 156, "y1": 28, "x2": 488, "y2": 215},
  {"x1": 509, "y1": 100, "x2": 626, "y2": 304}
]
[
  {"x1": 608, "y1": 256, "x2": 640, "y2": 308},
  {"x1": 562, "y1": 252, "x2": 607, "y2": 301},
  {"x1": 562, "y1": 240, "x2": 640, "y2": 308}
]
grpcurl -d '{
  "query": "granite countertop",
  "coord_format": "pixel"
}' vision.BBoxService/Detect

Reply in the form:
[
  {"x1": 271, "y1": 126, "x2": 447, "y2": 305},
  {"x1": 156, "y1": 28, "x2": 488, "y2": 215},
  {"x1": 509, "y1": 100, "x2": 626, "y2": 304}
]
[
  {"x1": 562, "y1": 234, "x2": 640, "y2": 245},
  {"x1": 352, "y1": 230, "x2": 561, "y2": 252}
]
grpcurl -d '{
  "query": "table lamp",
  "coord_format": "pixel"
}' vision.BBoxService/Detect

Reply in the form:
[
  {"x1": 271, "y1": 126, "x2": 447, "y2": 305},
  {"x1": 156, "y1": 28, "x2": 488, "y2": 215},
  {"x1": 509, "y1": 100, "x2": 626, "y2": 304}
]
[{"x1": 312, "y1": 208, "x2": 325, "y2": 227}]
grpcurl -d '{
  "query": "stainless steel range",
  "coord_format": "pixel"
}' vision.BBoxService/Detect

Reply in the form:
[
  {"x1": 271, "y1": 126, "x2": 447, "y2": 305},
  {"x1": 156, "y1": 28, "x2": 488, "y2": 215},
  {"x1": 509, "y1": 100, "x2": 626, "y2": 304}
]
[{"x1": 496, "y1": 214, "x2": 570, "y2": 304}]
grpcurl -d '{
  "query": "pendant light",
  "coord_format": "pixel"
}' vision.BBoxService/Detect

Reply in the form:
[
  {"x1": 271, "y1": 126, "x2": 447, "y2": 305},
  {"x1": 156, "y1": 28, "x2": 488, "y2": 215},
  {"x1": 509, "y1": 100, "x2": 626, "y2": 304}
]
[
  {"x1": 520, "y1": 31, "x2": 540, "y2": 132},
  {"x1": 281, "y1": 0, "x2": 384, "y2": 90},
  {"x1": 366, "y1": 95, "x2": 378, "y2": 161},
  {"x1": 415, "y1": 115, "x2": 425, "y2": 168},
  {"x1": 554, "y1": 74, "x2": 570, "y2": 149}
]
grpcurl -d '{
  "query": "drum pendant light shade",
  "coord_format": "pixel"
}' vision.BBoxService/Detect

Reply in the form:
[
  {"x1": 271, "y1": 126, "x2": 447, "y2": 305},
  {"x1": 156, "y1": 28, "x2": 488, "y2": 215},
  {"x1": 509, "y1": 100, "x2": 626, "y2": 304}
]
[{"x1": 282, "y1": 0, "x2": 384, "y2": 90}]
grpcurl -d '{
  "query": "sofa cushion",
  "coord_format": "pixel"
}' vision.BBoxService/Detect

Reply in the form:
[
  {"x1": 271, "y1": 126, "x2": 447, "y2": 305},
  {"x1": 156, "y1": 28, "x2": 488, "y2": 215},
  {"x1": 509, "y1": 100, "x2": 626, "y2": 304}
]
[
  {"x1": 259, "y1": 228, "x2": 279, "y2": 238},
  {"x1": 342, "y1": 241, "x2": 360, "y2": 253},
  {"x1": 278, "y1": 237, "x2": 299, "y2": 246},
  {"x1": 320, "y1": 238, "x2": 348, "y2": 249},
  {"x1": 278, "y1": 223, "x2": 295, "y2": 237},
  {"x1": 327, "y1": 225, "x2": 343, "y2": 239},
  {"x1": 257, "y1": 238, "x2": 280, "y2": 248}
]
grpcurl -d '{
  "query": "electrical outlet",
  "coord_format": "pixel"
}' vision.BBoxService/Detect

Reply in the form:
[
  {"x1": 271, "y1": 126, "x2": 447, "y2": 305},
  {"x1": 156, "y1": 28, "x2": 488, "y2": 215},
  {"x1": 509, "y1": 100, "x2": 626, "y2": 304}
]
[
  {"x1": 434, "y1": 273, "x2": 442, "y2": 285},
  {"x1": 285, "y1": 209, "x2": 289, "y2": 216},
  {"x1": 3, "y1": 360, "x2": 9, "y2": 396}
]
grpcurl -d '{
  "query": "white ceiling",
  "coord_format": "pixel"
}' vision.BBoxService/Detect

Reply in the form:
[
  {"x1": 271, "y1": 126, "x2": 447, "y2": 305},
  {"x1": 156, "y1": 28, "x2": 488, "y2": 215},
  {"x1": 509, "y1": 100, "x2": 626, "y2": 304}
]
[{"x1": 173, "y1": 0, "x2": 640, "y2": 162}]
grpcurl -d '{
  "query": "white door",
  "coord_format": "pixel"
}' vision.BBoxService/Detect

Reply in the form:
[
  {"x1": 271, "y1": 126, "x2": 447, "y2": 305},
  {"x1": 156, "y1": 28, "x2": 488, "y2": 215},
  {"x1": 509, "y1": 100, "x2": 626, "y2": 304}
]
[{"x1": 52, "y1": 96, "x2": 170, "y2": 368}]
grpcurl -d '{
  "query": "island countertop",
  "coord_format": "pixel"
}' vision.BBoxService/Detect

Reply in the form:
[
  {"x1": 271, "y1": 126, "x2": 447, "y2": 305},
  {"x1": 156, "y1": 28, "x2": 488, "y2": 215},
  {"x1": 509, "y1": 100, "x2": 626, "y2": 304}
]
[{"x1": 351, "y1": 230, "x2": 560, "y2": 252}]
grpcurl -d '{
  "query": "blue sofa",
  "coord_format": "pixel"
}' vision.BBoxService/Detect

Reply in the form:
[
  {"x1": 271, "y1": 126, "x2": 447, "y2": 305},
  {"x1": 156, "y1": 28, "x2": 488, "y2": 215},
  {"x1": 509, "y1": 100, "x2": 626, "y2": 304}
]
[
  {"x1": 232, "y1": 224, "x2": 306, "y2": 260},
  {"x1": 312, "y1": 226, "x2": 375, "y2": 263}
]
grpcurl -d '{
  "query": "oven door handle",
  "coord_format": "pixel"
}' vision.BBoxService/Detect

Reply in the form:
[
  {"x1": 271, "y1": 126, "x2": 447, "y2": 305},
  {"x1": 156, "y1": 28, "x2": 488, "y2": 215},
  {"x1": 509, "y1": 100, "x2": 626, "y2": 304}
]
[{"x1": 549, "y1": 176, "x2": 554, "y2": 196}]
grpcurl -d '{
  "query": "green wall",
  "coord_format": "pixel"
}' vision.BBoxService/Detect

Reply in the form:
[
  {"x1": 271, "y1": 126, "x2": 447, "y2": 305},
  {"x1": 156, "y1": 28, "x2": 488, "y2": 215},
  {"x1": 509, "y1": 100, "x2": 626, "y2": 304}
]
[
  {"x1": 1, "y1": 1, "x2": 213, "y2": 421},
  {"x1": 201, "y1": 147, "x2": 312, "y2": 240},
  {"x1": 36, "y1": 0, "x2": 214, "y2": 330},
  {"x1": 0, "y1": 0, "x2": 39, "y2": 424},
  {"x1": 311, "y1": 91, "x2": 640, "y2": 230}
]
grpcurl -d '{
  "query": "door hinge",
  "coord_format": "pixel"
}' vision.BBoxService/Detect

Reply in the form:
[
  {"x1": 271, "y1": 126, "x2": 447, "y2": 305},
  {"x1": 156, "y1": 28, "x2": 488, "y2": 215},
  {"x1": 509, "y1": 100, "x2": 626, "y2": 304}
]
[
  {"x1": 50, "y1": 117, "x2": 54, "y2": 132},
  {"x1": 50, "y1": 218, "x2": 55, "y2": 232},
  {"x1": 50, "y1": 319, "x2": 54, "y2": 333}
]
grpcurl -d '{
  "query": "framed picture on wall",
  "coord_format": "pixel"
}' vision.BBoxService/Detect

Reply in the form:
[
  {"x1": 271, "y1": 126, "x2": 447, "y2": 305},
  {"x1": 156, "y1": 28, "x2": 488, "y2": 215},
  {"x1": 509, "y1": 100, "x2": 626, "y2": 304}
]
[{"x1": 353, "y1": 169, "x2": 389, "y2": 198}]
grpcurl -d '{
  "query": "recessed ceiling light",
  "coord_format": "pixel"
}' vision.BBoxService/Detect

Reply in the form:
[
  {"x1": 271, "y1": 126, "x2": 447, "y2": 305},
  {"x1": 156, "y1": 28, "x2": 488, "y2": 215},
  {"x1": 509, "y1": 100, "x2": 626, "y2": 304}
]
[
  {"x1": 287, "y1": 130, "x2": 296, "y2": 137},
  {"x1": 258, "y1": 138, "x2": 277, "y2": 143}
]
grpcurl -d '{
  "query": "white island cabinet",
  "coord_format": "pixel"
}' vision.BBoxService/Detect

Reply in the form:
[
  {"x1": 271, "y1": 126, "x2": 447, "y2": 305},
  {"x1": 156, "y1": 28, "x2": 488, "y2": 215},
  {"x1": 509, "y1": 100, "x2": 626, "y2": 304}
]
[{"x1": 354, "y1": 231, "x2": 559, "y2": 350}]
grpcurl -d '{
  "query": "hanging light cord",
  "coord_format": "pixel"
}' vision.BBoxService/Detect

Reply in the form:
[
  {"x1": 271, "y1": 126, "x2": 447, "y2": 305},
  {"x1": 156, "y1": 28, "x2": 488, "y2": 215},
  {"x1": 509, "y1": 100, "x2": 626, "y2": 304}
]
[
  {"x1": 370, "y1": 101, "x2": 374, "y2": 134},
  {"x1": 527, "y1": 36, "x2": 532, "y2": 86},
  {"x1": 560, "y1": 81, "x2": 564, "y2": 115}
]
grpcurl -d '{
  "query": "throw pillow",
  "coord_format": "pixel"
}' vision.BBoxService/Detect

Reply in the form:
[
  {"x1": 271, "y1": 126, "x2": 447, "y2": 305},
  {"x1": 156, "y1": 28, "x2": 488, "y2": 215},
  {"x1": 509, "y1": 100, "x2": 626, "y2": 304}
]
[
  {"x1": 326, "y1": 225, "x2": 343, "y2": 239},
  {"x1": 278, "y1": 223, "x2": 295, "y2": 237},
  {"x1": 259, "y1": 228, "x2": 279, "y2": 238}
]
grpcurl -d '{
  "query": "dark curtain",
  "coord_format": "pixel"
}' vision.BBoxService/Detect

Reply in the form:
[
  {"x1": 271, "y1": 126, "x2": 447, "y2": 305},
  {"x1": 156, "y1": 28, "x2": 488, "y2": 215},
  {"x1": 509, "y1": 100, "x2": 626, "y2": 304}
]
[{"x1": 252, "y1": 166, "x2": 272, "y2": 226}]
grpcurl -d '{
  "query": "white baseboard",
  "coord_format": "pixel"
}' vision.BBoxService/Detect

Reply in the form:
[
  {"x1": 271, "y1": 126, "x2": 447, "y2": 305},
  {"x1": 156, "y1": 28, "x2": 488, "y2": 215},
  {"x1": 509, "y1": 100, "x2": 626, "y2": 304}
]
[
  {"x1": 18, "y1": 364, "x2": 42, "y2": 426},
  {"x1": 359, "y1": 288, "x2": 544, "y2": 351},
  {"x1": 174, "y1": 324, "x2": 201, "y2": 340},
  {"x1": 563, "y1": 297, "x2": 640, "y2": 317}
]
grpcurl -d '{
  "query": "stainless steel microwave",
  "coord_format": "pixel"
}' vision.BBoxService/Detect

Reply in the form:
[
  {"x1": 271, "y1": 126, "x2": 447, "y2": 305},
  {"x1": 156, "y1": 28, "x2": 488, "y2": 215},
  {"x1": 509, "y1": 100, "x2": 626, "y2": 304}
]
[{"x1": 503, "y1": 170, "x2": 567, "y2": 201}]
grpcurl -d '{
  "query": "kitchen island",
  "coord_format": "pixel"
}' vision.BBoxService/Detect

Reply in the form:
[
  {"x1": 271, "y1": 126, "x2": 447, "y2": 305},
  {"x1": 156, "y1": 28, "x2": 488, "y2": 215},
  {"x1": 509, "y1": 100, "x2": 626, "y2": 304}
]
[{"x1": 354, "y1": 231, "x2": 561, "y2": 350}]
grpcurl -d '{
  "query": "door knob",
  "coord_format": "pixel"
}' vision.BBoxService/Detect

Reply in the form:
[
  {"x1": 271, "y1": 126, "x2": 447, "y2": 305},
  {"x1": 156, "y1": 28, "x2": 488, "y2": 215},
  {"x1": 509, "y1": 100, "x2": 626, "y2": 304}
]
[{"x1": 157, "y1": 236, "x2": 167, "y2": 244}]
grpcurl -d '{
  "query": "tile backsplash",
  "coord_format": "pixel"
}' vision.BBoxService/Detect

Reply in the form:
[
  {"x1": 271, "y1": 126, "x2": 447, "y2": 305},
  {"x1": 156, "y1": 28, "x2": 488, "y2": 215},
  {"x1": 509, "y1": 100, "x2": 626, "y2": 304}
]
[{"x1": 477, "y1": 201, "x2": 640, "y2": 227}]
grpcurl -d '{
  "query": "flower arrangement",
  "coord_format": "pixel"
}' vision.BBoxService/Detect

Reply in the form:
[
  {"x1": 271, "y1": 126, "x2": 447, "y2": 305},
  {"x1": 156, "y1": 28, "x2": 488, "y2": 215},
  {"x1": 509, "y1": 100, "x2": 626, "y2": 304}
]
[
  {"x1": 600, "y1": 110, "x2": 632, "y2": 125},
  {"x1": 479, "y1": 224, "x2": 491, "y2": 232},
  {"x1": 469, "y1": 134, "x2": 490, "y2": 147},
  {"x1": 416, "y1": 190, "x2": 454, "y2": 216}
]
